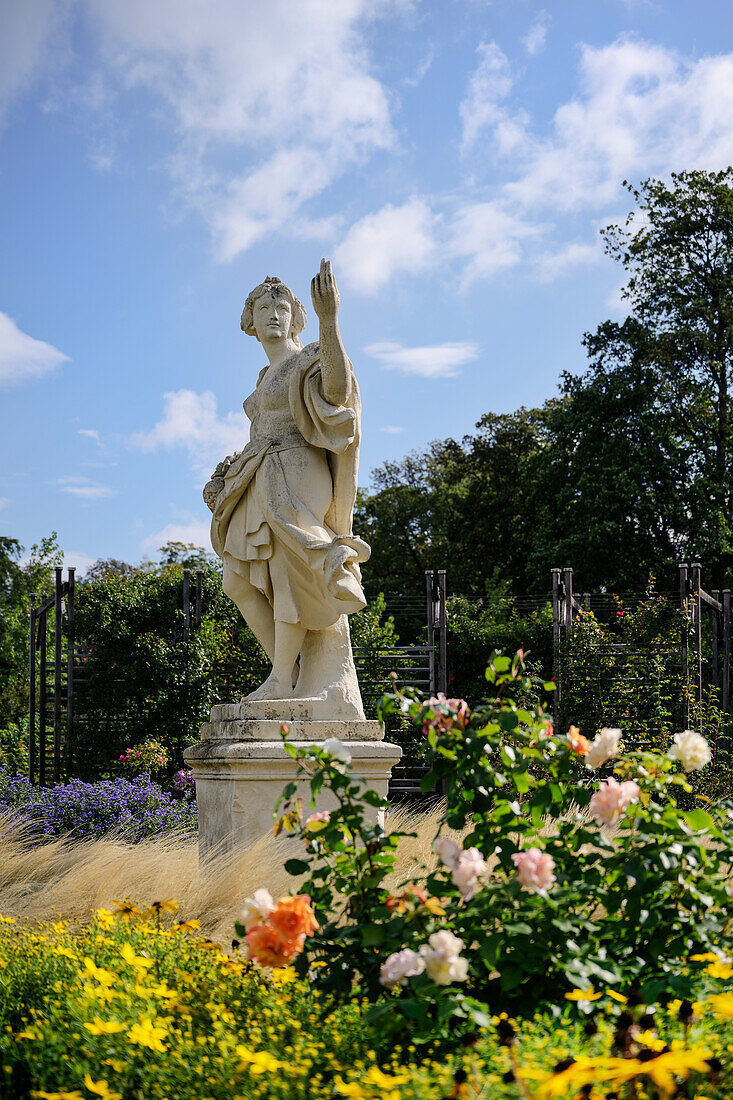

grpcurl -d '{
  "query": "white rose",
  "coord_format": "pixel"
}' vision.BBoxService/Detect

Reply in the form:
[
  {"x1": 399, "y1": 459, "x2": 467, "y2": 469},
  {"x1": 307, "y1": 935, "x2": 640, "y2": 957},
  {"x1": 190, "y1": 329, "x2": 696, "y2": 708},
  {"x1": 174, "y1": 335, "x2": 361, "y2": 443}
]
[
  {"x1": 322, "y1": 738, "x2": 352, "y2": 767},
  {"x1": 241, "y1": 886, "x2": 274, "y2": 931},
  {"x1": 418, "y1": 930, "x2": 468, "y2": 986},
  {"x1": 668, "y1": 730, "x2": 712, "y2": 773},
  {"x1": 585, "y1": 727, "x2": 621, "y2": 771},
  {"x1": 379, "y1": 948, "x2": 425, "y2": 989}
]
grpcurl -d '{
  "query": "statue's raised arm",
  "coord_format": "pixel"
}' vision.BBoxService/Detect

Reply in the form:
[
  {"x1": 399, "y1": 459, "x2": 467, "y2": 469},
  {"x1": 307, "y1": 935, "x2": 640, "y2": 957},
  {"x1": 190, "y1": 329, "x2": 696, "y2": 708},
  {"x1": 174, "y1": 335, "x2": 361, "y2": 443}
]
[
  {"x1": 203, "y1": 261, "x2": 370, "y2": 720},
  {"x1": 311, "y1": 258, "x2": 351, "y2": 406}
]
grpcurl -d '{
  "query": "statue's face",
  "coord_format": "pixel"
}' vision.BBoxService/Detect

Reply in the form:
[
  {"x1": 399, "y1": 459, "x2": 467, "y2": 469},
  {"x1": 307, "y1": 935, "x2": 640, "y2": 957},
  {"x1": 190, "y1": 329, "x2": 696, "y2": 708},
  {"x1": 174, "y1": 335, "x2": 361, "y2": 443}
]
[{"x1": 252, "y1": 291, "x2": 293, "y2": 342}]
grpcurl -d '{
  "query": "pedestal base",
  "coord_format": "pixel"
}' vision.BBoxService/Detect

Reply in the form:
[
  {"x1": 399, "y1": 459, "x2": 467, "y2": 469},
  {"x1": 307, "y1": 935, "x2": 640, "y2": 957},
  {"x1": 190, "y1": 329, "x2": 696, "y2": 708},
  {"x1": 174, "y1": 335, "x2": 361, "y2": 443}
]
[{"x1": 184, "y1": 699, "x2": 402, "y2": 857}]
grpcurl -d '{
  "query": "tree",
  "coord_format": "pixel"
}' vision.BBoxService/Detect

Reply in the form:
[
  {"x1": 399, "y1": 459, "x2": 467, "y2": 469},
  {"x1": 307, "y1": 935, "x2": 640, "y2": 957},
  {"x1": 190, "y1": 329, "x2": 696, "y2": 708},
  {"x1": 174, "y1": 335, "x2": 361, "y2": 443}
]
[
  {"x1": 532, "y1": 169, "x2": 733, "y2": 589},
  {"x1": 355, "y1": 406, "x2": 553, "y2": 634}
]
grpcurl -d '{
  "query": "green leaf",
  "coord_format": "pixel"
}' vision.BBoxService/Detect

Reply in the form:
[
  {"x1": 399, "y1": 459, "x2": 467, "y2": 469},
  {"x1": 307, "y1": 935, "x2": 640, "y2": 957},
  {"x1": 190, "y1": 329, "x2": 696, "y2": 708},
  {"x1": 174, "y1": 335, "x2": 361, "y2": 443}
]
[
  {"x1": 361, "y1": 924, "x2": 385, "y2": 947},
  {"x1": 283, "y1": 858, "x2": 310, "y2": 876},
  {"x1": 683, "y1": 809, "x2": 715, "y2": 832}
]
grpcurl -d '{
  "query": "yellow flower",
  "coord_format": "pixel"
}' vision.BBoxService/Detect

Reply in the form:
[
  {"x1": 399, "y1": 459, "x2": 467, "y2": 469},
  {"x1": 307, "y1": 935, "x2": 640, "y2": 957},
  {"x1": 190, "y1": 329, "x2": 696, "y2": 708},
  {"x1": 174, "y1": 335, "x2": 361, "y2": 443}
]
[
  {"x1": 0, "y1": 916, "x2": 16, "y2": 924},
  {"x1": 101, "y1": 1061, "x2": 125, "y2": 1075},
  {"x1": 606, "y1": 989, "x2": 627, "y2": 1003},
  {"x1": 83, "y1": 1076, "x2": 122, "y2": 1100},
  {"x1": 174, "y1": 919, "x2": 201, "y2": 933},
  {"x1": 120, "y1": 943, "x2": 154, "y2": 971},
  {"x1": 52, "y1": 946, "x2": 77, "y2": 960},
  {"x1": 94, "y1": 909, "x2": 116, "y2": 930},
  {"x1": 148, "y1": 899, "x2": 179, "y2": 915},
  {"x1": 31, "y1": 1091, "x2": 84, "y2": 1100},
  {"x1": 127, "y1": 1019, "x2": 168, "y2": 1052},
  {"x1": 235, "y1": 1045, "x2": 284, "y2": 1075},
  {"x1": 637, "y1": 1049, "x2": 713, "y2": 1093},
  {"x1": 706, "y1": 993, "x2": 733, "y2": 1018},
  {"x1": 363, "y1": 1066, "x2": 410, "y2": 1087},
  {"x1": 111, "y1": 899, "x2": 142, "y2": 919},
  {"x1": 705, "y1": 961, "x2": 733, "y2": 979},
  {"x1": 637, "y1": 1030, "x2": 666, "y2": 1052},
  {"x1": 83, "y1": 1017, "x2": 126, "y2": 1036},
  {"x1": 16, "y1": 1028, "x2": 41, "y2": 1041},
  {"x1": 564, "y1": 988, "x2": 601, "y2": 1002},
  {"x1": 536, "y1": 1056, "x2": 642, "y2": 1098},
  {"x1": 333, "y1": 1080, "x2": 366, "y2": 1099},
  {"x1": 82, "y1": 958, "x2": 116, "y2": 987},
  {"x1": 690, "y1": 952, "x2": 720, "y2": 962}
]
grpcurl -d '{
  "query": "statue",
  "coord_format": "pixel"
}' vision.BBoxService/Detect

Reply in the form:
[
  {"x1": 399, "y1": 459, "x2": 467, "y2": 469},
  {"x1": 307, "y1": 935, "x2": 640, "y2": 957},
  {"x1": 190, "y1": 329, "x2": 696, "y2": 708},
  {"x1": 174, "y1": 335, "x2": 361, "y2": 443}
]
[{"x1": 203, "y1": 260, "x2": 371, "y2": 720}]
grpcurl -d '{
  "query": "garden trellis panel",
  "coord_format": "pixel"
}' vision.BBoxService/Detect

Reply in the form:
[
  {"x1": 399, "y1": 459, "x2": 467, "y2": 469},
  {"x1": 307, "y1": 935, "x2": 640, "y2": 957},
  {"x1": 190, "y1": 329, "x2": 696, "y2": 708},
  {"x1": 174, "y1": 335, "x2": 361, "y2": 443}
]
[
  {"x1": 28, "y1": 568, "x2": 448, "y2": 790},
  {"x1": 551, "y1": 564, "x2": 730, "y2": 751}
]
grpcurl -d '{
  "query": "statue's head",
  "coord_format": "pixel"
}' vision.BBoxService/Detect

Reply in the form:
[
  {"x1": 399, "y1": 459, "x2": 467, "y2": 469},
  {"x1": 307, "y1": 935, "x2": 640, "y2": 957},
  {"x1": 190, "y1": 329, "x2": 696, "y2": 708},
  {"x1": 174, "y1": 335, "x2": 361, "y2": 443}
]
[{"x1": 241, "y1": 276, "x2": 307, "y2": 348}]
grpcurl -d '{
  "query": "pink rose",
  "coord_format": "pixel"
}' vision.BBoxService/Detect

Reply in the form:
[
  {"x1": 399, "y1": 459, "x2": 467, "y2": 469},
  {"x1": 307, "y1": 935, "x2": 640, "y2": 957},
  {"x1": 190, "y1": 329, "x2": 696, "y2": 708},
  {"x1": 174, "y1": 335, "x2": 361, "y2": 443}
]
[
  {"x1": 512, "y1": 848, "x2": 555, "y2": 892},
  {"x1": 379, "y1": 948, "x2": 426, "y2": 989},
  {"x1": 452, "y1": 847, "x2": 488, "y2": 901},
  {"x1": 589, "y1": 777, "x2": 640, "y2": 829},
  {"x1": 434, "y1": 837, "x2": 462, "y2": 871}
]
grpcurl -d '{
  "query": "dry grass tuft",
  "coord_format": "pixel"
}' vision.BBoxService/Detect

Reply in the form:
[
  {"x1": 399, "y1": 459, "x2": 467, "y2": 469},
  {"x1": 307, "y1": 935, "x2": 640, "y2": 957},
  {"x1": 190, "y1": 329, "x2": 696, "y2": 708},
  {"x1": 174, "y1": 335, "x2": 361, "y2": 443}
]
[
  {"x1": 0, "y1": 802, "x2": 597, "y2": 941},
  {"x1": 0, "y1": 804, "x2": 452, "y2": 942}
]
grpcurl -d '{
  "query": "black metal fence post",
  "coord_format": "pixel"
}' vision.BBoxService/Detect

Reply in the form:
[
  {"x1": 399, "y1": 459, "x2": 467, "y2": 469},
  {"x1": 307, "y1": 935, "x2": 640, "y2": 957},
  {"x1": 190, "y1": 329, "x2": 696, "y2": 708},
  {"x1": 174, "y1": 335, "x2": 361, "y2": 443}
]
[
  {"x1": 182, "y1": 569, "x2": 191, "y2": 641},
  {"x1": 691, "y1": 563, "x2": 703, "y2": 705},
  {"x1": 425, "y1": 571, "x2": 436, "y2": 696},
  {"x1": 195, "y1": 569, "x2": 203, "y2": 627},
  {"x1": 29, "y1": 594, "x2": 36, "y2": 786},
  {"x1": 437, "y1": 569, "x2": 448, "y2": 695},
  {"x1": 66, "y1": 568, "x2": 75, "y2": 780},
  {"x1": 717, "y1": 585, "x2": 726, "y2": 739}
]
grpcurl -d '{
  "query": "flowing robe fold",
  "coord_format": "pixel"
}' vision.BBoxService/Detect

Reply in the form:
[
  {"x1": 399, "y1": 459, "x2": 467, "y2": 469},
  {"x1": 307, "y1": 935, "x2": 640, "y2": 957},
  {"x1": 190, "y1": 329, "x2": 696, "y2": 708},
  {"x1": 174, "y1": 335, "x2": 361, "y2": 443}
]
[{"x1": 210, "y1": 343, "x2": 370, "y2": 632}]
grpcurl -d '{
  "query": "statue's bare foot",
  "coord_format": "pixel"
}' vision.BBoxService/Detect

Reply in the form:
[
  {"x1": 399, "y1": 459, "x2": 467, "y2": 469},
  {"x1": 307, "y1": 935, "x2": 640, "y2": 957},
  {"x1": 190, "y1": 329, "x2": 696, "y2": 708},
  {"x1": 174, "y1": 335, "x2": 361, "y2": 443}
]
[{"x1": 244, "y1": 673, "x2": 293, "y2": 701}]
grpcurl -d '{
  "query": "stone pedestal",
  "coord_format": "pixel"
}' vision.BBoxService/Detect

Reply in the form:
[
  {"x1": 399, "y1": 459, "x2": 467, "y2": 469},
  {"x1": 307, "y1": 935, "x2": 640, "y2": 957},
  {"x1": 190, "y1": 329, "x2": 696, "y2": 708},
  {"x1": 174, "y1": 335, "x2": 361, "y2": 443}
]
[{"x1": 184, "y1": 699, "x2": 402, "y2": 857}]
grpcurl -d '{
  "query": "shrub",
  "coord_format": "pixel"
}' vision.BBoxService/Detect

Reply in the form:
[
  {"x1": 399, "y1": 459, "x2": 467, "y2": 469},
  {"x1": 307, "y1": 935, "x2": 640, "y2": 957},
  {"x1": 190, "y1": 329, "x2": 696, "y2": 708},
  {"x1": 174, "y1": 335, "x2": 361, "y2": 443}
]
[
  {"x1": 2, "y1": 905, "x2": 732, "y2": 1099},
  {"x1": 268, "y1": 652, "x2": 733, "y2": 1051},
  {"x1": 0, "y1": 770, "x2": 197, "y2": 842}
]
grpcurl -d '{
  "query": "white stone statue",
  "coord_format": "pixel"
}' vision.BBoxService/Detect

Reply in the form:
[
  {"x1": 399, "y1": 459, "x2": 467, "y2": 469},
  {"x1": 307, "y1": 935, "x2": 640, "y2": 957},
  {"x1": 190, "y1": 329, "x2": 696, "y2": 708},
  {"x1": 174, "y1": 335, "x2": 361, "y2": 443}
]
[{"x1": 203, "y1": 260, "x2": 371, "y2": 720}]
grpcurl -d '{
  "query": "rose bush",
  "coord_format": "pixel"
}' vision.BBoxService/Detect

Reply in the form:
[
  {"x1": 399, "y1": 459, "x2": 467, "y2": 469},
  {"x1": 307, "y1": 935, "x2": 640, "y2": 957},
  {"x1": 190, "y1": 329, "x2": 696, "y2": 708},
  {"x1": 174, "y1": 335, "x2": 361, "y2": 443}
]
[{"x1": 244, "y1": 651, "x2": 733, "y2": 1050}]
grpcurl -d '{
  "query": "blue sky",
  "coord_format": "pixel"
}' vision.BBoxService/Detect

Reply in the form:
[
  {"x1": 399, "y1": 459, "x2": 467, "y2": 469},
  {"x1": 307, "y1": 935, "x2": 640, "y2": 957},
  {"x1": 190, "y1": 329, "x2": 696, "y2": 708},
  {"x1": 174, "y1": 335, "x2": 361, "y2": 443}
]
[{"x1": 2, "y1": 0, "x2": 733, "y2": 573}]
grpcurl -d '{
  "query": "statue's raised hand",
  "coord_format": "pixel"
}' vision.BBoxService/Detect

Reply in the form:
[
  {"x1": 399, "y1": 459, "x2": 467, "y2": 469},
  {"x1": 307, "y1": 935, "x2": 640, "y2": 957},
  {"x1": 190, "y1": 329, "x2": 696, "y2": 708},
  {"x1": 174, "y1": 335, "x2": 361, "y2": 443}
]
[{"x1": 311, "y1": 258, "x2": 340, "y2": 322}]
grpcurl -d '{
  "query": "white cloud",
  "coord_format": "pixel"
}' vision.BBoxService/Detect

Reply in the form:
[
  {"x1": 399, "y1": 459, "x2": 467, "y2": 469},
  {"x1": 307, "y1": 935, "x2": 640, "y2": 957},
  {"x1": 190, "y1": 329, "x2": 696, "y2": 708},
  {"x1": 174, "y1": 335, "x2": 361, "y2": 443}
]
[
  {"x1": 460, "y1": 41, "x2": 518, "y2": 154},
  {"x1": 141, "y1": 521, "x2": 211, "y2": 554},
  {"x1": 78, "y1": 428, "x2": 101, "y2": 444},
  {"x1": 335, "y1": 198, "x2": 437, "y2": 294},
  {"x1": 449, "y1": 201, "x2": 544, "y2": 283},
  {"x1": 365, "y1": 340, "x2": 479, "y2": 379},
  {"x1": 534, "y1": 241, "x2": 601, "y2": 281},
  {"x1": 448, "y1": 37, "x2": 733, "y2": 285},
  {"x1": 505, "y1": 40, "x2": 733, "y2": 214},
  {"x1": 0, "y1": 0, "x2": 69, "y2": 124},
  {"x1": 523, "y1": 12, "x2": 549, "y2": 57},
  {"x1": 380, "y1": 425, "x2": 406, "y2": 434},
  {"x1": 62, "y1": 550, "x2": 96, "y2": 576},
  {"x1": 0, "y1": 313, "x2": 69, "y2": 385},
  {"x1": 56, "y1": 477, "x2": 114, "y2": 500},
  {"x1": 130, "y1": 389, "x2": 246, "y2": 478},
  {"x1": 82, "y1": 0, "x2": 399, "y2": 260}
]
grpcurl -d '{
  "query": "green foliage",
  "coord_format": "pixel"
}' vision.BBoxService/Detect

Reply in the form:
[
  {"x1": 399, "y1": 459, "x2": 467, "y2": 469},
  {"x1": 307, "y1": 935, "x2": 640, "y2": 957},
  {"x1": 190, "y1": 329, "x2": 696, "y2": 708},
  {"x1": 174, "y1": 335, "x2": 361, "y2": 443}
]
[
  {"x1": 0, "y1": 532, "x2": 62, "y2": 750},
  {"x1": 446, "y1": 587, "x2": 553, "y2": 701},
  {"x1": 4, "y1": 908, "x2": 733, "y2": 1099},
  {"x1": 277, "y1": 652, "x2": 733, "y2": 1053},
  {"x1": 558, "y1": 581, "x2": 690, "y2": 748}
]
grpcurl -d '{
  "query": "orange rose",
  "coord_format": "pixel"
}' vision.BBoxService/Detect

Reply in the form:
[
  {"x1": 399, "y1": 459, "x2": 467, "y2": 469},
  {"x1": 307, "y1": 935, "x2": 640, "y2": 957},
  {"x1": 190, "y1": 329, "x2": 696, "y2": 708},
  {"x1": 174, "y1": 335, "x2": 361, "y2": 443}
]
[
  {"x1": 269, "y1": 895, "x2": 318, "y2": 947},
  {"x1": 568, "y1": 726, "x2": 590, "y2": 756},
  {"x1": 246, "y1": 923, "x2": 299, "y2": 969},
  {"x1": 386, "y1": 885, "x2": 428, "y2": 913}
]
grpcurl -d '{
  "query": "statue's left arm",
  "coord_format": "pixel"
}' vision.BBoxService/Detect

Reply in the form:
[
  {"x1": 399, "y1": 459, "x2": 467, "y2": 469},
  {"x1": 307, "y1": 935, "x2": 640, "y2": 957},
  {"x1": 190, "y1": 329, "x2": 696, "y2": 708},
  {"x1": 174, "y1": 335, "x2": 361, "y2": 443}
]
[{"x1": 311, "y1": 258, "x2": 351, "y2": 406}]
